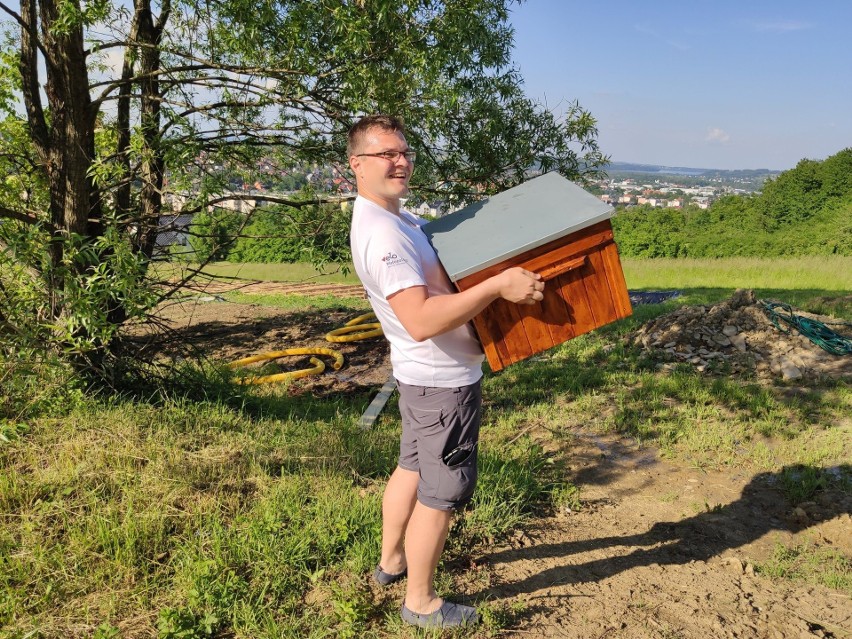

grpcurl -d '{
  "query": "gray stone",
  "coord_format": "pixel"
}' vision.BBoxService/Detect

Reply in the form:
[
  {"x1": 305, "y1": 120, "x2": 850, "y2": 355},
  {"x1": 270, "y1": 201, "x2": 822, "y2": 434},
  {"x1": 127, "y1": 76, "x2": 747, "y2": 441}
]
[
  {"x1": 781, "y1": 359, "x2": 802, "y2": 380},
  {"x1": 729, "y1": 334, "x2": 747, "y2": 352},
  {"x1": 722, "y1": 325, "x2": 739, "y2": 336}
]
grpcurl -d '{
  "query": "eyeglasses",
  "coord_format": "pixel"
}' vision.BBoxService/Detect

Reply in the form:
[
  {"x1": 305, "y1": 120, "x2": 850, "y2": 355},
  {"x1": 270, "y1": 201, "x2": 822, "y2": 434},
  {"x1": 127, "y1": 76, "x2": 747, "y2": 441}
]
[{"x1": 356, "y1": 150, "x2": 417, "y2": 163}]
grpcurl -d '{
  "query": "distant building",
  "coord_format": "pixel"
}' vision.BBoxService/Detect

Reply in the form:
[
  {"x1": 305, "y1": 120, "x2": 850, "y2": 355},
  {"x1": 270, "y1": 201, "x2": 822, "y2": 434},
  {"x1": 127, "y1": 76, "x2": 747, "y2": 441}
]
[{"x1": 154, "y1": 212, "x2": 194, "y2": 255}]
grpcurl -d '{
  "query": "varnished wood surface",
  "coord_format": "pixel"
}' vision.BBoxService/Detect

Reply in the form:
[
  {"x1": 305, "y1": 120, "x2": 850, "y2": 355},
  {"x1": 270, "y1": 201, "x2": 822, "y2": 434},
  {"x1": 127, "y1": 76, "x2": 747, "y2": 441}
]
[{"x1": 455, "y1": 220, "x2": 632, "y2": 372}]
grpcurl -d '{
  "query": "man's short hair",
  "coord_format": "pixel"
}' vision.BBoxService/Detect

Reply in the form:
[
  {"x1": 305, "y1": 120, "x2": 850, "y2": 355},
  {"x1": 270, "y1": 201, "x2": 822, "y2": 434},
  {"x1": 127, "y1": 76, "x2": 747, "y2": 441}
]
[{"x1": 347, "y1": 115, "x2": 405, "y2": 158}]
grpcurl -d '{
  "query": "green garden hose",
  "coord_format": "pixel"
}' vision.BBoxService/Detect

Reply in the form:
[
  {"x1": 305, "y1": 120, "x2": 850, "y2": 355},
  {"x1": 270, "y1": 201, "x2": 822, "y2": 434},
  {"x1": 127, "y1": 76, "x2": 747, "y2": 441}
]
[{"x1": 759, "y1": 300, "x2": 852, "y2": 356}]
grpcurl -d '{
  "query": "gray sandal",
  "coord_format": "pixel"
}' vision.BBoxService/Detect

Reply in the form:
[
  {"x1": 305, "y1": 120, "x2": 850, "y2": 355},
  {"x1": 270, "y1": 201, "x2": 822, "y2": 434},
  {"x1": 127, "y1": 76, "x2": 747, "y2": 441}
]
[
  {"x1": 372, "y1": 565, "x2": 407, "y2": 586},
  {"x1": 401, "y1": 600, "x2": 479, "y2": 628}
]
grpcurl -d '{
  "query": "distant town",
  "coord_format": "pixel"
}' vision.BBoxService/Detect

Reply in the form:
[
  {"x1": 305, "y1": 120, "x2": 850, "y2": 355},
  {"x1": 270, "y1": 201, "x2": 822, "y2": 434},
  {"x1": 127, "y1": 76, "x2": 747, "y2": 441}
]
[{"x1": 587, "y1": 162, "x2": 781, "y2": 211}]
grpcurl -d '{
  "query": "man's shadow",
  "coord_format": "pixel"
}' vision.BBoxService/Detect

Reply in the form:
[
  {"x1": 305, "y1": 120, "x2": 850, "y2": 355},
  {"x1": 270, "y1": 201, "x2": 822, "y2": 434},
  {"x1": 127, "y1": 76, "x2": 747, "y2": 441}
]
[{"x1": 474, "y1": 465, "x2": 850, "y2": 598}]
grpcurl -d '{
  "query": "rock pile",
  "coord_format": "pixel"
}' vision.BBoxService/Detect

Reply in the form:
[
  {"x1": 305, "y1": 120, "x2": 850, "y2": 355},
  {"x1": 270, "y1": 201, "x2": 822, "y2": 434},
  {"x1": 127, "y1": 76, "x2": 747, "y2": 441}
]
[{"x1": 629, "y1": 289, "x2": 852, "y2": 381}]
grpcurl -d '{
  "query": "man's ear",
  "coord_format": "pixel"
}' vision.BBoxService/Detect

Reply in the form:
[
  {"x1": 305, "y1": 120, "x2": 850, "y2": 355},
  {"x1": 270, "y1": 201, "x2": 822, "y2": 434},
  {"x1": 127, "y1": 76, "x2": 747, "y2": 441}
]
[{"x1": 349, "y1": 155, "x2": 361, "y2": 176}]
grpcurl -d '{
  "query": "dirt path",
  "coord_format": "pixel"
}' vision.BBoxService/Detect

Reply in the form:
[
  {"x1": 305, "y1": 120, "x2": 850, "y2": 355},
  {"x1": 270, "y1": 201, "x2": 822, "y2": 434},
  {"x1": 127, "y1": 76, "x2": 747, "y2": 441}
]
[
  {"x1": 473, "y1": 432, "x2": 851, "y2": 638},
  {"x1": 140, "y1": 285, "x2": 852, "y2": 638},
  {"x1": 179, "y1": 278, "x2": 366, "y2": 299}
]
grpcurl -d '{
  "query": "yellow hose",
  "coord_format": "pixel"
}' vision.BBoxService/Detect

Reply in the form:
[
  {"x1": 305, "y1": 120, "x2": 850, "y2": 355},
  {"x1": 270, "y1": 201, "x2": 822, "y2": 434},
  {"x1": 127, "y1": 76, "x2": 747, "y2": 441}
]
[
  {"x1": 228, "y1": 347, "x2": 344, "y2": 385},
  {"x1": 325, "y1": 312, "x2": 383, "y2": 342},
  {"x1": 226, "y1": 313, "x2": 382, "y2": 385}
]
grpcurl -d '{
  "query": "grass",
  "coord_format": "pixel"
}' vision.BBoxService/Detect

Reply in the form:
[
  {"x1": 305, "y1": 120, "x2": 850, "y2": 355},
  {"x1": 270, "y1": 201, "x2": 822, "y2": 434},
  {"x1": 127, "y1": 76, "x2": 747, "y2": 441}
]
[
  {"x1": 2, "y1": 257, "x2": 851, "y2": 637},
  {"x1": 0, "y1": 385, "x2": 566, "y2": 637},
  {"x1": 223, "y1": 291, "x2": 371, "y2": 310},
  {"x1": 622, "y1": 256, "x2": 852, "y2": 292},
  {"x1": 166, "y1": 255, "x2": 852, "y2": 294},
  {"x1": 757, "y1": 540, "x2": 852, "y2": 594}
]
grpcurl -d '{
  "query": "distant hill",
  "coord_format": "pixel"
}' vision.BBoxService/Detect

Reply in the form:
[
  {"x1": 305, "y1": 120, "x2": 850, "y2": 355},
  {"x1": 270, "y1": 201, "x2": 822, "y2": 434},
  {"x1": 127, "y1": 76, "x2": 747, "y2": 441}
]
[
  {"x1": 610, "y1": 148, "x2": 852, "y2": 258},
  {"x1": 608, "y1": 161, "x2": 780, "y2": 179}
]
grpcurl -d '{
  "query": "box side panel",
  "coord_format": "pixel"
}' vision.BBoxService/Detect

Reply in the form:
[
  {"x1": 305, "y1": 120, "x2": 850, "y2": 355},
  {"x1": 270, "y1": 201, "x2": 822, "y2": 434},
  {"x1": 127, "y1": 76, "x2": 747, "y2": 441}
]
[
  {"x1": 536, "y1": 281, "x2": 576, "y2": 345},
  {"x1": 469, "y1": 312, "x2": 508, "y2": 372},
  {"x1": 583, "y1": 250, "x2": 620, "y2": 327},
  {"x1": 494, "y1": 301, "x2": 533, "y2": 367},
  {"x1": 455, "y1": 218, "x2": 631, "y2": 372},
  {"x1": 456, "y1": 281, "x2": 528, "y2": 372},
  {"x1": 555, "y1": 263, "x2": 599, "y2": 337},
  {"x1": 517, "y1": 303, "x2": 558, "y2": 356},
  {"x1": 601, "y1": 241, "x2": 633, "y2": 319}
]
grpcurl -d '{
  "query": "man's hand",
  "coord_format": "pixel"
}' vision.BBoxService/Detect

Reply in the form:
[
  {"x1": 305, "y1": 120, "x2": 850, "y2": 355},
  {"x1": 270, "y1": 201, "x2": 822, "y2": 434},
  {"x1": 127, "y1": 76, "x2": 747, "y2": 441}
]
[{"x1": 494, "y1": 267, "x2": 545, "y2": 305}]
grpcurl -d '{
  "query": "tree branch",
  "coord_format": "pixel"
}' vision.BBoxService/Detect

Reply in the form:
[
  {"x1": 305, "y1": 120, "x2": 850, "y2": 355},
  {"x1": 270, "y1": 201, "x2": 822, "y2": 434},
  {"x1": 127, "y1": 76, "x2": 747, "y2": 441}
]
[
  {"x1": 0, "y1": 236, "x2": 45, "y2": 284},
  {"x1": 174, "y1": 193, "x2": 351, "y2": 217},
  {"x1": 0, "y1": 204, "x2": 50, "y2": 228}
]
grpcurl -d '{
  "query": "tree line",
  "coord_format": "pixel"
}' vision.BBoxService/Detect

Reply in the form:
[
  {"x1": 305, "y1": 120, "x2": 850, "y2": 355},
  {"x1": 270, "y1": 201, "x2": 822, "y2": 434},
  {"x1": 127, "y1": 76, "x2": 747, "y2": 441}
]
[{"x1": 611, "y1": 148, "x2": 852, "y2": 258}]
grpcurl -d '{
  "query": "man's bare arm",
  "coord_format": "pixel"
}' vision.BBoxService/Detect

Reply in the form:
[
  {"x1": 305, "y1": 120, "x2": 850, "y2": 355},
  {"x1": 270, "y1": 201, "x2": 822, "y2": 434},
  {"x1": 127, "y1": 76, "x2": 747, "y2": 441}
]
[{"x1": 388, "y1": 267, "x2": 544, "y2": 342}]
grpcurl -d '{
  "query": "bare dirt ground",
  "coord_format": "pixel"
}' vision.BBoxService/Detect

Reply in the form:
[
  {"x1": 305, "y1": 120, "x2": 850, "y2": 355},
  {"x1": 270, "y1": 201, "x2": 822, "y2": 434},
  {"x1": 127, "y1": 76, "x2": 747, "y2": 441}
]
[
  {"x1": 143, "y1": 284, "x2": 851, "y2": 638},
  {"x1": 460, "y1": 435, "x2": 851, "y2": 638}
]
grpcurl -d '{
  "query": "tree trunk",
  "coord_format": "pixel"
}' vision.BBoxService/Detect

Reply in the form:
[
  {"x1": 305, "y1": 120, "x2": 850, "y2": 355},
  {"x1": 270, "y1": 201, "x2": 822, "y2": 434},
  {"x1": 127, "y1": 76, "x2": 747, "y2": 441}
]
[
  {"x1": 135, "y1": 0, "x2": 169, "y2": 261},
  {"x1": 38, "y1": 0, "x2": 101, "y2": 239}
]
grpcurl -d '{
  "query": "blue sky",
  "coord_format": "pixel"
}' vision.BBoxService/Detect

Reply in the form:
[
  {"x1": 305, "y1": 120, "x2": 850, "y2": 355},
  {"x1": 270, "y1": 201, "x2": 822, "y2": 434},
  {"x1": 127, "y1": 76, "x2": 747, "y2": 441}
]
[{"x1": 509, "y1": 1, "x2": 852, "y2": 171}]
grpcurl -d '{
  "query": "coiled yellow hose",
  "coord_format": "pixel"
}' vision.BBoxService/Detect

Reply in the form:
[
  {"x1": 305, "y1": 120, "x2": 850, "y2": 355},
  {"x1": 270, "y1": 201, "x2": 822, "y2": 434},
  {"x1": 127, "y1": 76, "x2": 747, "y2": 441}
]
[
  {"x1": 325, "y1": 312, "x2": 383, "y2": 342},
  {"x1": 228, "y1": 347, "x2": 344, "y2": 385},
  {"x1": 227, "y1": 313, "x2": 383, "y2": 384}
]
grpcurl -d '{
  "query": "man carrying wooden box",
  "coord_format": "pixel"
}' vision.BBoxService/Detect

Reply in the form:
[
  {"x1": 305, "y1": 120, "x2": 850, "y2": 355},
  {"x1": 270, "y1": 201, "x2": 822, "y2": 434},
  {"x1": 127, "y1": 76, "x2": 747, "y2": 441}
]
[{"x1": 347, "y1": 114, "x2": 544, "y2": 629}]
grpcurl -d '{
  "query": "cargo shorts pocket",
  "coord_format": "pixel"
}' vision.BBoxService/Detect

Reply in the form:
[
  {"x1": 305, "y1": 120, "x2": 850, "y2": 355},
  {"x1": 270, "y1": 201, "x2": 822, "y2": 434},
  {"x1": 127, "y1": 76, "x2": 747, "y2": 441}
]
[{"x1": 434, "y1": 440, "x2": 477, "y2": 504}]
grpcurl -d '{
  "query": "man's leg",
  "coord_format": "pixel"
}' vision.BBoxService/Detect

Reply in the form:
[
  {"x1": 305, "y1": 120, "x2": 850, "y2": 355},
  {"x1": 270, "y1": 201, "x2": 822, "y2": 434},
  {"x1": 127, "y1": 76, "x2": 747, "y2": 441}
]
[
  {"x1": 403, "y1": 501, "x2": 452, "y2": 614},
  {"x1": 393, "y1": 381, "x2": 480, "y2": 626},
  {"x1": 378, "y1": 466, "x2": 419, "y2": 575}
]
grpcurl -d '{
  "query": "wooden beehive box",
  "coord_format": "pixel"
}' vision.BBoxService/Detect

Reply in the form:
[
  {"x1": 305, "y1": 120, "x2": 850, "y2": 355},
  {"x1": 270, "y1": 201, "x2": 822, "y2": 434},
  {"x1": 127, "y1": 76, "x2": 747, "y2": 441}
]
[{"x1": 423, "y1": 172, "x2": 632, "y2": 372}]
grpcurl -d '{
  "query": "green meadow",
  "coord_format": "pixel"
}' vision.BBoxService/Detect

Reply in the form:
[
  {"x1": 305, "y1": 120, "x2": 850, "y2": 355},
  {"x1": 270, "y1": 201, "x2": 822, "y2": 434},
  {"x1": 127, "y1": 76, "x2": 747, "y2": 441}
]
[{"x1": 2, "y1": 258, "x2": 850, "y2": 637}]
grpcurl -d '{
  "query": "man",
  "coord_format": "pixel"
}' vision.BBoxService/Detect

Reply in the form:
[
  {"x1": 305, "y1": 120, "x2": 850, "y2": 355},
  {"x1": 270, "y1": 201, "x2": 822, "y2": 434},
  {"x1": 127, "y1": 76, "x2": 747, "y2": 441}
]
[{"x1": 347, "y1": 115, "x2": 544, "y2": 629}]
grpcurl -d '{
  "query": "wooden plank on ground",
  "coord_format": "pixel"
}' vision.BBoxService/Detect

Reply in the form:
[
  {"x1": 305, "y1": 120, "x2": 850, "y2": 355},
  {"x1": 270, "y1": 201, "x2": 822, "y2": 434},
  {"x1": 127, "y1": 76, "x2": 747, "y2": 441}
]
[{"x1": 359, "y1": 375, "x2": 397, "y2": 429}]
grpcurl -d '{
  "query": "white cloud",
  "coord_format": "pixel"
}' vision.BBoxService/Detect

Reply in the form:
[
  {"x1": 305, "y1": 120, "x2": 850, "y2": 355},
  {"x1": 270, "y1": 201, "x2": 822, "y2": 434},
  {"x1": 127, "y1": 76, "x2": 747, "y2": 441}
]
[
  {"x1": 633, "y1": 23, "x2": 658, "y2": 37},
  {"x1": 634, "y1": 23, "x2": 690, "y2": 50},
  {"x1": 752, "y1": 20, "x2": 814, "y2": 34},
  {"x1": 705, "y1": 128, "x2": 731, "y2": 143}
]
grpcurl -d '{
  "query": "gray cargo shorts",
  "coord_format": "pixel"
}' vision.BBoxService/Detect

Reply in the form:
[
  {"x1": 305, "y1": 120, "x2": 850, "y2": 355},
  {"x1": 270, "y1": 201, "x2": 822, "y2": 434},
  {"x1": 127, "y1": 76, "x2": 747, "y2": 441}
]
[{"x1": 396, "y1": 379, "x2": 482, "y2": 511}]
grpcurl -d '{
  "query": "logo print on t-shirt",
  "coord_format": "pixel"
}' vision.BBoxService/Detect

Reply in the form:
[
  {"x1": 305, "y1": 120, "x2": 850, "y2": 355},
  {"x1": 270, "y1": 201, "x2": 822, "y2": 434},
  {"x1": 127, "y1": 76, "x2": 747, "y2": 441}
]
[{"x1": 381, "y1": 251, "x2": 407, "y2": 267}]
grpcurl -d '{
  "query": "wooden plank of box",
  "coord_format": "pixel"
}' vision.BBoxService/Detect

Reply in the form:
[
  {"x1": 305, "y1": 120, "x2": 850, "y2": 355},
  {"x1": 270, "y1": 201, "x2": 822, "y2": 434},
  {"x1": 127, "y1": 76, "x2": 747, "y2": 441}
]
[{"x1": 423, "y1": 172, "x2": 632, "y2": 372}]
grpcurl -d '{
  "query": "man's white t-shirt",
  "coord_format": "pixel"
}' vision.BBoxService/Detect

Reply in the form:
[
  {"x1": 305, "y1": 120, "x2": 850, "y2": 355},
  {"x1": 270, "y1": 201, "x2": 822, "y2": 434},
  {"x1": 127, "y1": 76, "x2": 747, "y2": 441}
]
[{"x1": 350, "y1": 196, "x2": 484, "y2": 387}]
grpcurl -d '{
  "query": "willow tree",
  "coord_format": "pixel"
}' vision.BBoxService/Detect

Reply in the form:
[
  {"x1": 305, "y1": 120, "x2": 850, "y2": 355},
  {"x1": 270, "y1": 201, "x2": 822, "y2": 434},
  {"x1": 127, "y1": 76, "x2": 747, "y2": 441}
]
[{"x1": 0, "y1": 0, "x2": 607, "y2": 381}]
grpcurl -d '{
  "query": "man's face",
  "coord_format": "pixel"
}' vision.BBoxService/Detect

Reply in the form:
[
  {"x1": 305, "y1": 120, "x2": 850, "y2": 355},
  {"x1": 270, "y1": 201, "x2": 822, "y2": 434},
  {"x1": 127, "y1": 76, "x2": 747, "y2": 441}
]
[{"x1": 349, "y1": 127, "x2": 413, "y2": 212}]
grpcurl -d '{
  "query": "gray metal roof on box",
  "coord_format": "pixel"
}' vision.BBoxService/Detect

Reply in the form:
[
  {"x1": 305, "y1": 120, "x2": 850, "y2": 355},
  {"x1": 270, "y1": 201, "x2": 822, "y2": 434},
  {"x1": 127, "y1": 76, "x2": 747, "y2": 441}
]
[{"x1": 423, "y1": 172, "x2": 614, "y2": 281}]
